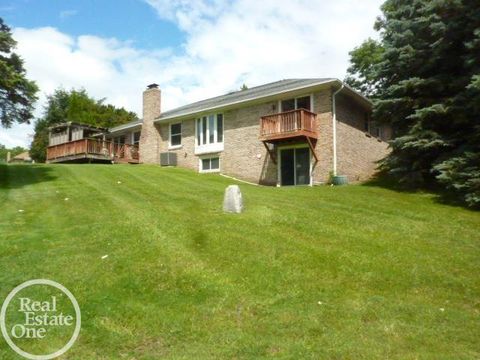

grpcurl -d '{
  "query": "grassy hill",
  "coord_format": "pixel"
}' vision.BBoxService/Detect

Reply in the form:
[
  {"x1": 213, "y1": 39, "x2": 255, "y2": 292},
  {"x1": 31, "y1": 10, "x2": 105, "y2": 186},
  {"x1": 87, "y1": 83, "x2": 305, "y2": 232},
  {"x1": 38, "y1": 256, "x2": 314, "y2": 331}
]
[{"x1": 0, "y1": 164, "x2": 479, "y2": 359}]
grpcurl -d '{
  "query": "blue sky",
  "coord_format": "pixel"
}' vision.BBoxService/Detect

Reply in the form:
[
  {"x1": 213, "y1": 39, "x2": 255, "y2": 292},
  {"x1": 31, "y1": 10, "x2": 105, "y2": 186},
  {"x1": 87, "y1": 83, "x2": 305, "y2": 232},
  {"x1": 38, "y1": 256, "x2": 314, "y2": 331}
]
[
  {"x1": 1, "y1": 0, "x2": 184, "y2": 49},
  {"x1": 0, "y1": 0, "x2": 383, "y2": 148}
]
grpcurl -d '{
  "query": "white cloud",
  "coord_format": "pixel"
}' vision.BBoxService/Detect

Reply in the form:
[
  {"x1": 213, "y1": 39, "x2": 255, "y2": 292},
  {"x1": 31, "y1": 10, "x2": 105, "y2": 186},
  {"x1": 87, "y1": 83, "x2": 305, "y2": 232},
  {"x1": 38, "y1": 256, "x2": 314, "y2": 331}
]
[
  {"x1": 1, "y1": 0, "x2": 382, "y2": 148},
  {"x1": 0, "y1": 5, "x2": 15, "y2": 12},
  {"x1": 59, "y1": 10, "x2": 78, "y2": 20}
]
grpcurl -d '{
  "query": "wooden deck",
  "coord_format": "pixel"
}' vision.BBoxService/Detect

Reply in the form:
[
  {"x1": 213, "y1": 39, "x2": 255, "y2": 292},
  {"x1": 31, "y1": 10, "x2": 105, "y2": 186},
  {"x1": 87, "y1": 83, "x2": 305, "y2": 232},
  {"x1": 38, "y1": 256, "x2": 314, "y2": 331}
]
[
  {"x1": 259, "y1": 109, "x2": 319, "y2": 163},
  {"x1": 46, "y1": 138, "x2": 139, "y2": 164},
  {"x1": 259, "y1": 109, "x2": 318, "y2": 142}
]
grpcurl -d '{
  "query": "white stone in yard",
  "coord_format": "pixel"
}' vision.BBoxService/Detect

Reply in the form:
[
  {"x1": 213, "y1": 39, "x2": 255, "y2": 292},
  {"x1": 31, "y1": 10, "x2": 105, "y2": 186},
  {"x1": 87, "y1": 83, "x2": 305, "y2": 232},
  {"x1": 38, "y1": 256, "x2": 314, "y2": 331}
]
[{"x1": 223, "y1": 185, "x2": 243, "y2": 213}]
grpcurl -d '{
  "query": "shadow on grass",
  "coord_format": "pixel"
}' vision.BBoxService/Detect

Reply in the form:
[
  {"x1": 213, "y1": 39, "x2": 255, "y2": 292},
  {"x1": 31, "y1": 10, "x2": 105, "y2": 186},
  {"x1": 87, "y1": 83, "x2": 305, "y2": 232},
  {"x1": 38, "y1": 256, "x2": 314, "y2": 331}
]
[
  {"x1": 0, "y1": 164, "x2": 57, "y2": 190},
  {"x1": 362, "y1": 173, "x2": 478, "y2": 211},
  {"x1": 362, "y1": 172, "x2": 424, "y2": 193}
]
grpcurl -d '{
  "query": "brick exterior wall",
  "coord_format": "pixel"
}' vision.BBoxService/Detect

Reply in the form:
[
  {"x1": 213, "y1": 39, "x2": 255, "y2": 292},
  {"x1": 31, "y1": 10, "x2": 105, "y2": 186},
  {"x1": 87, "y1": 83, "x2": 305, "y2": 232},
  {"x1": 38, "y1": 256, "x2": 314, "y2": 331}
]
[
  {"x1": 222, "y1": 102, "x2": 278, "y2": 184},
  {"x1": 140, "y1": 87, "x2": 162, "y2": 164},
  {"x1": 139, "y1": 86, "x2": 390, "y2": 185},
  {"x1": 158, "y1": 120, "x2": 198, "y2": 170},
  {"x1": 335, "y1": 93, "x2": 390, "y2": 182},
  {"x1": 312, "y1": 91, "x2": 333, "y2": 184},
  {"x1": 155, "y1": 101, "x2": 278, "y2": 184}
]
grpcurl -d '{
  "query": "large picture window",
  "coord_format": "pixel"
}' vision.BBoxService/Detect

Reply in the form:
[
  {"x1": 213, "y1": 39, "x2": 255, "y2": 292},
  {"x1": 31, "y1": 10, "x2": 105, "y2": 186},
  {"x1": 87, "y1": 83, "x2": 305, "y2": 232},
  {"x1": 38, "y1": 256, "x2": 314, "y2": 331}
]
[
  {"x1": 195, "y1": 113, "x2": 223, "y2": 154},
  {"x1": 169, "y1": 123, "x2": 182, "y2": 147}
]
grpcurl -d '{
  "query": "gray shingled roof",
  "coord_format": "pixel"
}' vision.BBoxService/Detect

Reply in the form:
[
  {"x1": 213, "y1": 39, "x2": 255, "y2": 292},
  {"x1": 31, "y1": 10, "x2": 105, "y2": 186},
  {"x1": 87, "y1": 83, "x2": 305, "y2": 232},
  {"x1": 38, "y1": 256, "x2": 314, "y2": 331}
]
[
  {"x1": 158, "y1": 78, "x2": 337, "y2": 120},
  {"x1": 109, "y1": 118, "x2": 143, "y2": 133}
]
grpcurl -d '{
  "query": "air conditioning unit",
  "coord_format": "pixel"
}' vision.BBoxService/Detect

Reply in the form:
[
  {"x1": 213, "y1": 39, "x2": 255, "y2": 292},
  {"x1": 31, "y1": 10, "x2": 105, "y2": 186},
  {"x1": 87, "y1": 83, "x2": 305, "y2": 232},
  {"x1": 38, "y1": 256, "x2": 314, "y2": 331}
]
[{"x1": 160, "y1": 152, "x2": 177, "y2": 166}]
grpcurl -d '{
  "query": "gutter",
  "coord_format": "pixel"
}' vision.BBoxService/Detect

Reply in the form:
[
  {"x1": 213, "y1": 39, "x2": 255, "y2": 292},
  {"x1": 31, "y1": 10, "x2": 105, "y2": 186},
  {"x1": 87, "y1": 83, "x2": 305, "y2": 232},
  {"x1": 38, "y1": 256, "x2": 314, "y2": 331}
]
[
  {"x1": 108, "y1": 120, "x2": 143, "y2": 133},
  {"x1": 332, "y1": 83, "x2": 345, "y2": 176},
  {"x1": 155, "y1": 79, "x2": 338, "y2": 123},
  {"x1": 155, "y1": 79, "x2": 371, "y2": 123}
]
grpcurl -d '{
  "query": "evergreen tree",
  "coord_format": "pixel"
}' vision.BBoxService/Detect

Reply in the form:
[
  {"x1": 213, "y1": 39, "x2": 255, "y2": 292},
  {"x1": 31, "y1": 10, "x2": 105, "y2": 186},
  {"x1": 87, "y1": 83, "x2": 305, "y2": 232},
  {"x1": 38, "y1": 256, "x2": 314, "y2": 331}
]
[
  {"x1": 0, "y1": 18, "x2": 38, "y2": 127},
  {"x1": 346, "y1": 0, "x2": 480, "y2": 207},
  {"x1": 30, "y1": 88, "x2": 138, "y2": 162}
]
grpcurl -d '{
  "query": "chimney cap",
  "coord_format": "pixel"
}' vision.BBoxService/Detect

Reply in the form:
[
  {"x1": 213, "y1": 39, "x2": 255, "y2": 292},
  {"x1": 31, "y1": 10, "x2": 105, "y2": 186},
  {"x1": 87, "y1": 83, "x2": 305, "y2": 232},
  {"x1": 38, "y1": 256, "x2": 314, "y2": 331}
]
[{"x1": 147, "y1": 83, "x2": 159, "y2": 89}]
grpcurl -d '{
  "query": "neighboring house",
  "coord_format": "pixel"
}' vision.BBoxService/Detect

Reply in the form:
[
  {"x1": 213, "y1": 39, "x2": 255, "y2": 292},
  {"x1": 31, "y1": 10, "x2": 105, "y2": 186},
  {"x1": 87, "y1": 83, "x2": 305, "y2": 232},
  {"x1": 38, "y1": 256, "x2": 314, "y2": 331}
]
[
  {"x1": 9, "y1": 151, "x2": 33, "y2": 163},
  {"x1": 46, "y1": 122, "x2": 141, "y2": 164},
  {"x1": 47, "y1": 78, "x2": 391, "y2": 185},
  {"x1": 107, "y1": 120, "x2": 142, "y2": 153}
]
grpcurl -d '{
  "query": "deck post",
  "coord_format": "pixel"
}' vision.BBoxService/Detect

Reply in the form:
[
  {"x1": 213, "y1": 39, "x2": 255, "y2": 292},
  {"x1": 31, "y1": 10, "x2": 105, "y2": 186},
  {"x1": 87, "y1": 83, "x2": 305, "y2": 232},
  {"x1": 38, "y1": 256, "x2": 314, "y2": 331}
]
[
  {"x1": 306, "y1": 137, "x2": 318, "y2": 163},
  {"x1": 262, "y1": 141, "x2": 277, "y2": 164}
]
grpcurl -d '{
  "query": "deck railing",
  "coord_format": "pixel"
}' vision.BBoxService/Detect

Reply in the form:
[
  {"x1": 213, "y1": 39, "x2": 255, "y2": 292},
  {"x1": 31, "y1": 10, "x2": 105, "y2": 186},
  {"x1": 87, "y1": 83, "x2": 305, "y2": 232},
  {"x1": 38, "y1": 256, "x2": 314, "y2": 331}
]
[
  {"x1": 46, "y1": 138, "x2": 139, "y2": 162},
  {"x1": 260, "y1": 109, "x2": 318, "y2": 140}
]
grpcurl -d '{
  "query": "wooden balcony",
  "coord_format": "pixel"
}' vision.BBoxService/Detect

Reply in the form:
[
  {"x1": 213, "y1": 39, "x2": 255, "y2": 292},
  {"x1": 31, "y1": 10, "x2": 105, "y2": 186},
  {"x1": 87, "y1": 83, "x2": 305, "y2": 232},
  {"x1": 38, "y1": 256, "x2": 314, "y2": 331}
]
[
  {"x1": 46, "y1": 138, "x2": 139, "y2": 164},
  {"x1": 259, "y1": 109, "x2": 318, "y2": 142},
  {"x1": 259, "y1": 109, "x2": 319, "y2": 163}
]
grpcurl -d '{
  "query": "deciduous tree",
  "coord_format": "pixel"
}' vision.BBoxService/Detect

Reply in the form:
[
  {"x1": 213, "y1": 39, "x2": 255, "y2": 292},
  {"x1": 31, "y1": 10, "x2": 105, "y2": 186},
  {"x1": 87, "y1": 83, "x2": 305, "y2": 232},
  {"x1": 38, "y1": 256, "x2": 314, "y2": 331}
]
[
  {"x1": 0, "y1": 17, "x2": 38, "y2": 127},
  {"x1": 30, "y1": 89, "x2": 138, "y2": 162}
]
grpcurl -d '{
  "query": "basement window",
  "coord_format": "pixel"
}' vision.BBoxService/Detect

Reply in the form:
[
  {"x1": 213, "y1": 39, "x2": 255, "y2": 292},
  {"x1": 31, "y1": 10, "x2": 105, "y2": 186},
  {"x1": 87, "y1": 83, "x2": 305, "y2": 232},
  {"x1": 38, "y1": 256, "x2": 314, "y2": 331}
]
[{"x1": 200, "y1": 157, "x2": 220, "y2": 173}]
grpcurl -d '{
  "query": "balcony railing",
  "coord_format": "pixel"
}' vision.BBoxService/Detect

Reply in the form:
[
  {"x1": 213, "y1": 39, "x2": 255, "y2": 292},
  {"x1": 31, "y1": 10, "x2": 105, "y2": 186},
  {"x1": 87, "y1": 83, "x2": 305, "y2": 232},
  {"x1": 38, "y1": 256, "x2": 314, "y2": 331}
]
[
  {"x1": 46, "y1": 138, "x2": 139, "y2": 163},
  {"x1": 259, "y1": 109, "x2": 318, "y2": 141}
]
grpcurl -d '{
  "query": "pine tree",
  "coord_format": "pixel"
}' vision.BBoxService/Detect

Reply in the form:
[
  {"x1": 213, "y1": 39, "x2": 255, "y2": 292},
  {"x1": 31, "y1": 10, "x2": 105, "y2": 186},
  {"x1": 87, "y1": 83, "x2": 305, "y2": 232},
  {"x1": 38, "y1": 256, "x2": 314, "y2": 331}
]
[{"x1": 346, "y1": 0, "x2": 480, "y2": 207}]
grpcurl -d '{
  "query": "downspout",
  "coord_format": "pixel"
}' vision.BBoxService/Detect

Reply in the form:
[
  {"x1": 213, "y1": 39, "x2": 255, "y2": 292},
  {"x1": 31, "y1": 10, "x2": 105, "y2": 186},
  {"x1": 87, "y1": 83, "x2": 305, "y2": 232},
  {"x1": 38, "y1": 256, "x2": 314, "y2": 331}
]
[{"x1": 332, "y1": 83, "x2": 345, "y2": 176}]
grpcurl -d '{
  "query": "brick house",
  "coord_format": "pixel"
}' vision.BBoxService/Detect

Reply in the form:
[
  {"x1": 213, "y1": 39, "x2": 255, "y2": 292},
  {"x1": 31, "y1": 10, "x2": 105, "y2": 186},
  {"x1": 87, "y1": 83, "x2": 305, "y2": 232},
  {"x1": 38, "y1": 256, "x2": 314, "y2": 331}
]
[
  {"x1": 139, "y1": 78, "x2": 390, "y2": 185},
  {"x1": 46, "y1": 78, "x2": 390, "y2": 185}
]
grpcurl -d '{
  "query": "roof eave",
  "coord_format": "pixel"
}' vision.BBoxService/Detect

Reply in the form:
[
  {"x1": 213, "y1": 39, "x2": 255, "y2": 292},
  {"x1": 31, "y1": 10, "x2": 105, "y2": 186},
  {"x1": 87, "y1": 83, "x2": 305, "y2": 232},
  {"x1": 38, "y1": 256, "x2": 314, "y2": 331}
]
[
  {"x1": 48, "y1": 122, "x2": 107, "y2": 132},
  {"x1": 333, "y1": 80, "x2": 373, "y2": 108},
  {"x1": 108, "y1": 121, "x2": 143, "y2": 134},
  {"x1": 155, "y1": 79, "x2": 372, "y2": 122},
  {"x1": 153, "y1": 79, "x2": 336, "y2": 122}
]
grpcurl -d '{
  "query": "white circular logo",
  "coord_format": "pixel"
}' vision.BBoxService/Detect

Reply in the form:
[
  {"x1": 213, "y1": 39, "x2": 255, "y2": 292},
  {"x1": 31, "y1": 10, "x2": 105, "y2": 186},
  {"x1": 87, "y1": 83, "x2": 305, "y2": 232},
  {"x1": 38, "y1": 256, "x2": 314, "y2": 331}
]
[{"x1": 0, "y1": 279, "x2": 81, "y2": 360}]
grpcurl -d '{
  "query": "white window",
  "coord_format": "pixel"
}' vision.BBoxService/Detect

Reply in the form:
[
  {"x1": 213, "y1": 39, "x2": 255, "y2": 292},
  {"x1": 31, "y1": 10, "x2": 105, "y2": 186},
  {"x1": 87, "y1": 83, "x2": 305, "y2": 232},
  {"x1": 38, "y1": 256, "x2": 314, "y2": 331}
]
[
  {"x1": 113, "y1": 136, "x2": 125, "y2": 146},
  {"x1": 280, "y1": 95, "x2": 312, "y2": 112},
  {"x1": 200, "y1": 157, "x2": 220, "y2": 173},
  {"x1": 195, "y1": 113, "x2": 223, "y2": 154},
  {"x1": 169, "y1": 122, "x2": 182, "y2": 148},
  {"x1": 132, "y1": 131, "x2": 141, "y2": 145}
]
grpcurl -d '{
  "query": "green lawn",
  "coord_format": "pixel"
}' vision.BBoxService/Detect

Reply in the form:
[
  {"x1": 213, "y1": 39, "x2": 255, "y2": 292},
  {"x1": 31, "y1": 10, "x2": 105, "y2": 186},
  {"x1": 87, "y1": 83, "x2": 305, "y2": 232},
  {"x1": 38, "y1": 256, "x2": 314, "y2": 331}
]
[{"x1": 0, "y1": 164, "x2": 479, "y2": 359}]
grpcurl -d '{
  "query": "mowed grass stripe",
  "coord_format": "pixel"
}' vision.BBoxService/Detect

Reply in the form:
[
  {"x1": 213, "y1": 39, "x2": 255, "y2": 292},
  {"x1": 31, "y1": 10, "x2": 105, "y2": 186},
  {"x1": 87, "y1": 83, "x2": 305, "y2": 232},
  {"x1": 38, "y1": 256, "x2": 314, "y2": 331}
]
[{"x1": 0, "y1": 164, "x2": 479, "y2": 359}]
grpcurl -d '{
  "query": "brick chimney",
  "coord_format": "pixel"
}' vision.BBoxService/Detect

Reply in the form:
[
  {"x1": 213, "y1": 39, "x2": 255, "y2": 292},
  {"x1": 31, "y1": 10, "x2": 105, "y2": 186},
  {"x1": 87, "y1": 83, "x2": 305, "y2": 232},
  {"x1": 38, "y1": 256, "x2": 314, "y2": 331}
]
[{"x1": 140, "y1": 83, "x2": 161, "y2": 163}]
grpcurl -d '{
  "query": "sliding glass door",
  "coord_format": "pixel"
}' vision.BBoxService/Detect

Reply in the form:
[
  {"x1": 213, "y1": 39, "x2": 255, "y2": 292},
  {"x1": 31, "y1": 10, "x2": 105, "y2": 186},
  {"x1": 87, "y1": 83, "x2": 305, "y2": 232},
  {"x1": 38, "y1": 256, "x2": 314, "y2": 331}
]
[{"x1": 280, "y1": 147, "x2": 311, "y2": 186}]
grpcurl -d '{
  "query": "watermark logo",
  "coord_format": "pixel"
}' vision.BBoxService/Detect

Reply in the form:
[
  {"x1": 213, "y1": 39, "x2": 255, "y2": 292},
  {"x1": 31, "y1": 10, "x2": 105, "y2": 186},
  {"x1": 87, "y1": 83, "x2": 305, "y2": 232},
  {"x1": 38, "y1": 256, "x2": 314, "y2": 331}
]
[{"x1": 0, "y1": 279, "x2": 81, "y2": 359}]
